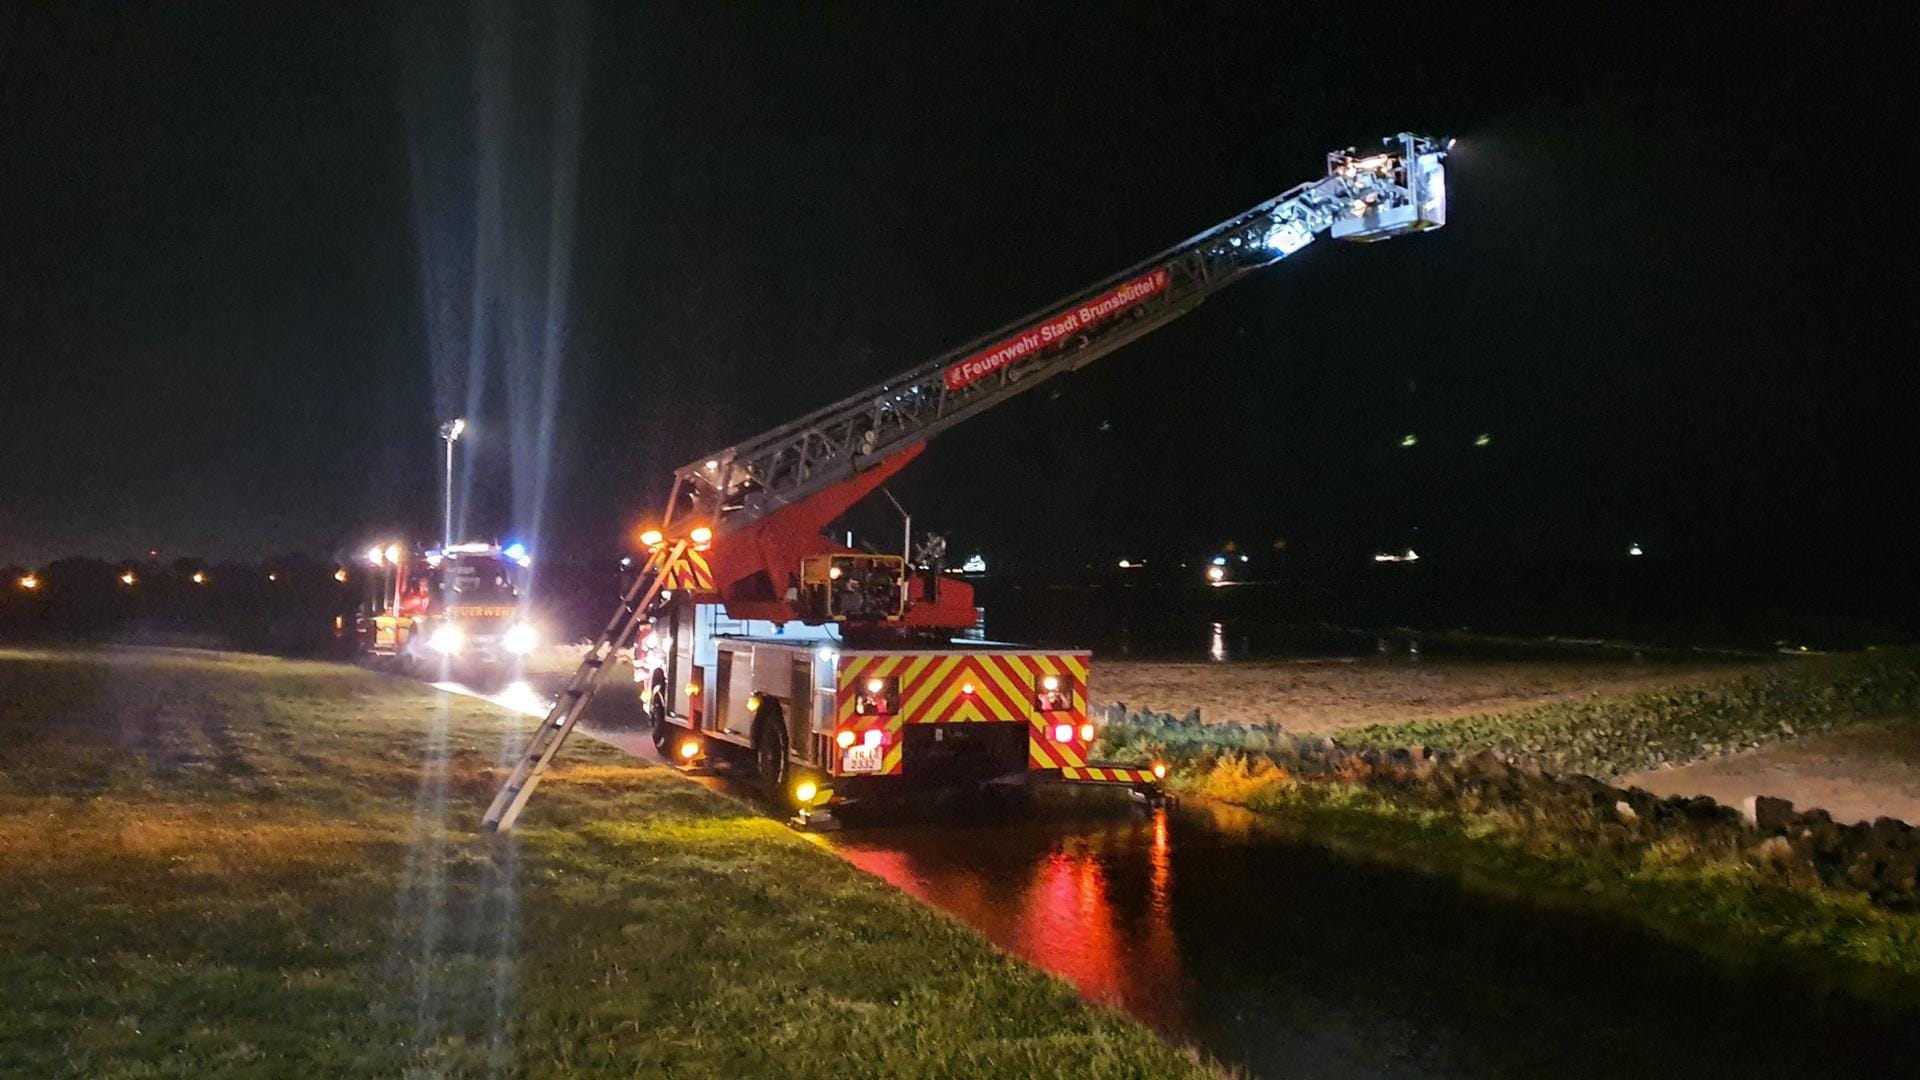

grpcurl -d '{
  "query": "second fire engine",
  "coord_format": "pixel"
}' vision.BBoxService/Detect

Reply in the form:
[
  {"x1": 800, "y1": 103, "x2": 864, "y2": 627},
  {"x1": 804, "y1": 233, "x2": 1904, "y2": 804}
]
[{"x1": 358, "y1": 540, "x2": 540, "y2": 679}]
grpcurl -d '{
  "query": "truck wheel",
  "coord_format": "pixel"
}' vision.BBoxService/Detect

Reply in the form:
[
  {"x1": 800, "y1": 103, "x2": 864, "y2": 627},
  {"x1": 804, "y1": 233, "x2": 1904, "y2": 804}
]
[
  {"x1": 648, "y1": 679, "x2": 672, "y2": 756},
  {"x1": 753, "y1": 706, "x2": 789, "y2": 793}
]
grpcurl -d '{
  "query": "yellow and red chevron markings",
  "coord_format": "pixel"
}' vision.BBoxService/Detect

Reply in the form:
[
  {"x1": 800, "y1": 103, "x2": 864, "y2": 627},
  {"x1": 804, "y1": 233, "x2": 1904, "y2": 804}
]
[
  {"x1": 658, "y1": 547, "x2": 715, "y2": 591},
  {"x1": 833, "y1": 651, "x2": 1090, "y2": 777},
  {"x1": 1059, "y1": 765, "x2": 1162, "y2": 785}
]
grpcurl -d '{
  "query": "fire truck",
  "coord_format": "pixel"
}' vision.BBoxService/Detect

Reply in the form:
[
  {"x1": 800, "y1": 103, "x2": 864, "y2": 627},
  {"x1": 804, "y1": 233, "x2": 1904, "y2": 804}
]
[
  {"x1": 359, "y1": 541, "x2": 539, "y2": 678},
  {"x1": 485, "y1": 133, "x2": 1450, "y2": 831}
]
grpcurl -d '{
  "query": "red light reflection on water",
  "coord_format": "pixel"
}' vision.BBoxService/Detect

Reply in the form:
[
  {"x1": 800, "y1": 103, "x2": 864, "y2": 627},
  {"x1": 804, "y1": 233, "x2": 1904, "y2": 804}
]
[{"x1": 837, "y1": 810, "x2": 1187, "y2": 1034}]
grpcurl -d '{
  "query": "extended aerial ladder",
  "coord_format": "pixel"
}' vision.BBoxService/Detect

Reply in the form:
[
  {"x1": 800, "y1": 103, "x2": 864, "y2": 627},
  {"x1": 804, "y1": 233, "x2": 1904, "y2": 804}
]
[{"x1": 484, "y1": 132, "x2": 1449, "y2": 831}]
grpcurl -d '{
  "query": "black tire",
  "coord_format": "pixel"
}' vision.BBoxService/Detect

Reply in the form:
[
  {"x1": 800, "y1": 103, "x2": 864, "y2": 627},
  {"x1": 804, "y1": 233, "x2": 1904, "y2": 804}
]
[
  {"x1": 648, "y1": 679, "x2": 673, "y2": 756},
  {"x1": 753, "y1": 705, "x2": 790, "y2": 794}
]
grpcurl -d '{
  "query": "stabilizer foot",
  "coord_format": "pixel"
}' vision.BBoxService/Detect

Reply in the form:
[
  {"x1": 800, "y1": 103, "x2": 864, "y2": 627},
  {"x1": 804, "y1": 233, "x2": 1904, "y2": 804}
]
[{"x1": 789, "y1": 808, "x2": 842, "y2": 832}]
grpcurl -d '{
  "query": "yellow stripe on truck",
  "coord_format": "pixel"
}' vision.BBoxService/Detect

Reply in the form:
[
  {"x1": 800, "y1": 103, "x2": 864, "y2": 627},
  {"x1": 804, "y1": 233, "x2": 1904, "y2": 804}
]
[{"x1": 900, "y1": 655, "x2": 960, "y2": 717}]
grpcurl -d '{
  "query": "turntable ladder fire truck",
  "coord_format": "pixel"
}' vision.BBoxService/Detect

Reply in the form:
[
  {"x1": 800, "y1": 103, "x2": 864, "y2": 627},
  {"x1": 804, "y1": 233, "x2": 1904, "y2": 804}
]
[{"x1": 484, "y1": 133, "x2": 1449, "y2": 832}]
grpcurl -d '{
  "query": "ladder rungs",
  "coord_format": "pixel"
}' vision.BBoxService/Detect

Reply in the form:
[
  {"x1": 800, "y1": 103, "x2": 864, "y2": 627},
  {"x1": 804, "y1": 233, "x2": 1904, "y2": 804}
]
[{"x1": 482, "y1": 543, "x2": 683, "y2": 832}]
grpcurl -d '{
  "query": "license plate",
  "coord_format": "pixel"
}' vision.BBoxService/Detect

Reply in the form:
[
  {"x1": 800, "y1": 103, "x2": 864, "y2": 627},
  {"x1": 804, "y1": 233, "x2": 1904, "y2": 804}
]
[{"x1": 842, "y1": 744, "x2": 883, "y2": 773}]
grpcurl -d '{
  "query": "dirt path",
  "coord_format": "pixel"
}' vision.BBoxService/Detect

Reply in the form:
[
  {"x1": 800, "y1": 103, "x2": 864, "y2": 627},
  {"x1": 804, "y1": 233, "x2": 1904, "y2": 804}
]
[
  {"x1": 1091, "y1": 658, "x2": 1745, "y2": 734},
  {"x1": 1622, "y1": 721, "x2": 1920, "y2": 826}
]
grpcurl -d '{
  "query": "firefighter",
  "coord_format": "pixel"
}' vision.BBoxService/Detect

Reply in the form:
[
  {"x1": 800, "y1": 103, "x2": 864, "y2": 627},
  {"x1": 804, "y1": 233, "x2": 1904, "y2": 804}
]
[
  {"x1": 398, "y1": 577, "x2": 432, "y2": 618},
  {"x1": 865, "y1": 569, "x2": 896, "y2": 616},
  {"x1": 915, "y1": 531, "x2": 946, "y2": 602},
  {"x1": 835, "y1": 569, "x2": 865, "y2": 617}
]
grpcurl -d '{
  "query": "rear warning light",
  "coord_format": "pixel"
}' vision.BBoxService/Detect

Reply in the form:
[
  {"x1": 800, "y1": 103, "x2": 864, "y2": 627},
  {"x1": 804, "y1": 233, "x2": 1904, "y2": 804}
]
[{"x1": 1053, "y1": 723, "x2": 1074, "y2": 742}]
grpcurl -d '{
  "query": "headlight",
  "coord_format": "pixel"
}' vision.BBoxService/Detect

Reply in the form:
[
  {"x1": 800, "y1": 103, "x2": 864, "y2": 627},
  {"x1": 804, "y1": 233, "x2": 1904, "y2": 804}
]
[
  {"x1": 429, "y1": 622, "x2": 466, "y2": 655},
  {"x1": 503, "y1": 623, "x2": 538, "y2": 655}
]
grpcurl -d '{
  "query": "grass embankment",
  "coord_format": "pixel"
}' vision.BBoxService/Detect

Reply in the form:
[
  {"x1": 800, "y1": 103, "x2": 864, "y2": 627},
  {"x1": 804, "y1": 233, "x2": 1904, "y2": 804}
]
[
  {"x1": 1108, "y1": 650, "x2": 1920, "y2": 777},
  {"x1": 1101, "y1": 649, "x2": 1920, "y2": 986},
  {"x1": 0, "y1": 646, "x2": 1208, "y2": 1078},
  {"x1": 1340, "y1": 649, "x2": 1920, "y2": 777}
]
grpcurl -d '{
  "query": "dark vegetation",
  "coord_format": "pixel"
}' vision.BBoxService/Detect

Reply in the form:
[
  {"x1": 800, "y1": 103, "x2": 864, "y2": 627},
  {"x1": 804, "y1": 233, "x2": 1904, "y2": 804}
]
[
  {"x1": 0, "y1": 556, "x2": 621, "y2": 657},
  {"x1": 1, "y1": 556, "x2": 358, "y2": 654},
  {"x1": 1106, "y1": 650, "x2": 1920, "y2": 777}
]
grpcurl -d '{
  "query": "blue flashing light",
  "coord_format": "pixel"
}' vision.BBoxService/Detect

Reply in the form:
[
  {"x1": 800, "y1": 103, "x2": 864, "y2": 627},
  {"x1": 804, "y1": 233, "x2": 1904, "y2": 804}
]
[{"x1": 1211, "y1": 556, "x2": 1227, "y2": 566}]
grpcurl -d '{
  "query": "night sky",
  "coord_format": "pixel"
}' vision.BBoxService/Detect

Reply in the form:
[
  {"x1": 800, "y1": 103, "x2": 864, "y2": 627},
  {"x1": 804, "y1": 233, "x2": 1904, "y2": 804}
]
[{"x1": 4, "y1": 4, "x2": 1914, "y2": 592}]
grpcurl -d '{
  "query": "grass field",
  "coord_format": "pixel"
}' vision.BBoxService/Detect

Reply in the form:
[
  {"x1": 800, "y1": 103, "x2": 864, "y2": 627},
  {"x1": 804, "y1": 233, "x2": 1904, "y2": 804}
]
[
  {"x1": 0, "y1": 646, "x2": 1209, "y2": 1078},
  {"x1": 1092, "y1": 656, "x2": 1749, "y2": 735},
  {"x1": 1336, "y1": 648, "x2": 1920, "y2": 777}
]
